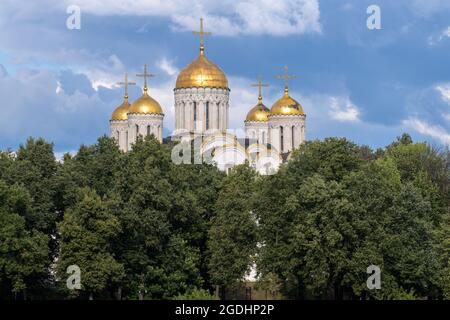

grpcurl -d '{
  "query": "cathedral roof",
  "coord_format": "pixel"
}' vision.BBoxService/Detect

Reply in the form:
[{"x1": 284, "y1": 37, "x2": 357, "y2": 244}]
[
  {"x1": 129, "y1": 65, "x2": 164, "y2": 116},
  {"x1": 270, "y1": 87, "x2": 305, "y2": 116},
  {"x1": 129, "y1": 89, "x2": 164, "y2": 115},
  {"x1": 175, "y1": 51, "x2": 228, "y2": 89},
  {"x1": 245, "y1": 96, "x2": 270, "y2": 122},
  {"x1": 111, "y1": 98, "x2": 130, "y2": 121}
]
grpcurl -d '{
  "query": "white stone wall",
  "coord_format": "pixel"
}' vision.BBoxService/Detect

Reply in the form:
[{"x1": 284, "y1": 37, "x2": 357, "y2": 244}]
[
  {"x1": 110, "y1": 120, "x2": 129, "y2": 152},
  {"x1": 268, "y1": 115, "x2": 306, "y2": 154},
  {"x1": 173, "y1": 87, "x2": 230, "y2": 137},
  {"x1": 127, "y1": 113, "x2": 164, "y2": 150},
  {"x1": 245, "y1": 121, "x2": 269, "y2": 146}
]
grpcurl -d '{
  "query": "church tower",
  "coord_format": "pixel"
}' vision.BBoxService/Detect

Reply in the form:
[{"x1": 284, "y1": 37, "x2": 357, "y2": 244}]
[
  {"x1": 268, "y1": 66, "x2": 306, "y2": 155},
  {"x1": 127, "y1": 64, "x2": 164, "y2": 149},
  {"x1": 110, "y1": 73, "x2": 135, "y2": 152},
  {"x1": 245, "y1": 77, "x2": 270, "y2": 146},
  {"x1": 173, "y1": 18, "x2": 230, "y2": 139}
]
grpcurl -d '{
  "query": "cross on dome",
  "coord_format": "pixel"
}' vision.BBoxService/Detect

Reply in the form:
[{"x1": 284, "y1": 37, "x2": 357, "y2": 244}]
[
  {"x1": 192, "y1": 17, "x2": 211, "y2": 55},
  {"x1": 117, "y1": 73, "x2": 136, "y2": 100},
  {"x1": 136, "y1": 64, "x2": 156, "y2": 92},
  {"x1": 251, "y1": 76, "x2": 269, "y2": 103},
  {"x1": 277, "y1": 65, "x2": 296, "y2": 94}
]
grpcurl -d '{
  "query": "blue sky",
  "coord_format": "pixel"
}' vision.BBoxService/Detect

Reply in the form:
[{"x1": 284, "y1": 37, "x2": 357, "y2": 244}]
[{"x1": 0, "y1": 0, "x2": 449, "y2": 153}]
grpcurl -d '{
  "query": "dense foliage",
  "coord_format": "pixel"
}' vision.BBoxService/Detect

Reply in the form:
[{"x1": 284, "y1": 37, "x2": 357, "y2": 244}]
[{"x1": 0, "y1": 134, "x2": 448, "y2": 300}]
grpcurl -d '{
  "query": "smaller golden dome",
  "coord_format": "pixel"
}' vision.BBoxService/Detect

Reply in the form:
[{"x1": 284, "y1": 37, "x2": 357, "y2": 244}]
[
  {"x1": 129, "y1": 88, "x2": 163, "y2": 115},
  {"x1": 270, "y1": 88, "x2": 305, "y2": 116},
  {"x1": 111, "y1": 98, "x2": 130, "y2": 121},
  {"x1": 246, "y1": 96, "x2": 270, "y2": 122}
]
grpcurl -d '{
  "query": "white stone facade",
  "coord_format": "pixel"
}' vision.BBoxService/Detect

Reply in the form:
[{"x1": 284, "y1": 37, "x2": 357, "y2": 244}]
[
  {"x1": 110, "y1": 114, "x2": 164, "y2": 152},
  {"x1": 245, "y1": 121, "x2": 269, "y2": 146},
  {"x1": 173, "y1": 87, "x2": 230, "y2": 137},
  {"x1": 110, "y1": 120, "x2": 129, "y2": 152},
  {"x1": 268, "y1": 115, "x2": 306, "y2": 154}
]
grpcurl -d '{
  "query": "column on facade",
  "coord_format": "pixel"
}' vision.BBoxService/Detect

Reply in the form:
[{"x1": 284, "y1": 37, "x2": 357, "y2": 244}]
[
  {"x1": 270, "y1": 126, "x2": 280, "y2": 154},
  {"x1": 187, "y1": 102, "x2": 193, "y2": 132},
  {"x1": 225, "y1": 104, "x2": 229, "y2": 130},
  {"x1": 174, "y1": 103, "x2": 178, "y2": 130},
  {"x1": 198, "y1": 101, "x2": 205, "y2": 132},
  {"x1": 221, "y1": 103, "x2": 227, "y2": 131},
  {"x1": 283, "y1": 125, "x2": 291, "y2": 153}
]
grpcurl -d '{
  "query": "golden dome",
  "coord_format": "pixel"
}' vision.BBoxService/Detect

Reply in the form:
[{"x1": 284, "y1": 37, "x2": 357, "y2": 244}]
[
  {"x1": 175, "y1": 50, "x2": 228, "y2": 89},
  {"x1": 111, "y1": 98, "x2": 130, "y2": 121},
  {"x1": 270, "y1": 88, "x2": 305, "y2": 116},
  {"x1": 129, "y1": 88, "x2": 163, "y2": 115},
  {"x1": 246, "y1": 96, "x2": 270, "y2": 122}
]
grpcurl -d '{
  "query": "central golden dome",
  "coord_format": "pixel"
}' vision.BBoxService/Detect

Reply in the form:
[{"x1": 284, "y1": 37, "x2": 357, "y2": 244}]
[
  {"x1": 175, "y1": 50, "x2": 228, "y2": 89},
  {"x1": 270, "y1": 88, "x2": 305, "y2": 116},
  {"x1": 129, "y1": 88, "x2": 163, "y2": 115},
  {"x1": 246, "y1": 96, "x2": 270, "y2": 122}
]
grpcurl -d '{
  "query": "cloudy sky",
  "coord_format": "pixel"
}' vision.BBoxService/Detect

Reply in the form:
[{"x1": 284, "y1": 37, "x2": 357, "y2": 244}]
[{"x1": 0, "y1": 0, "x2": 449, "y2": 153}]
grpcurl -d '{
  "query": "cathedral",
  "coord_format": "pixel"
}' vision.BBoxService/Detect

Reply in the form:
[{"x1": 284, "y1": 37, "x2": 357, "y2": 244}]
[{"x1": 110, "y1": 19, "x2": 306, "y2": 175}]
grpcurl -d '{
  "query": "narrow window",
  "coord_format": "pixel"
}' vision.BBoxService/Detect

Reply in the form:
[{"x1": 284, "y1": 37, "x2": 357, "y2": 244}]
[
  {"x1": 136, "y1": 124, "x2": 139, "y2": 137},
  {"x1": 181, "y1": 102, "x2": 185, "y2": 129},
  {"x1": 147, "y1": 125, "x2": 151, "y2": 136},
  {"x1": 280, "y1": 126, "x2": 284, "y2": 153},
  {"x1": 193, "y1": 102, "x2": 197, "y2": 122},
  {"x1": 217, "y1": 103, "x2": 220, "y2": 129},
  {"x1": 292, "y1": 126, "x2": 295, "y2": 149},
  {"x1": 206, "y1": 101, "x2": 210, "y2": 130},
  {"x1": 262, "y1": 131, "x2": 266, "y2": 145}
]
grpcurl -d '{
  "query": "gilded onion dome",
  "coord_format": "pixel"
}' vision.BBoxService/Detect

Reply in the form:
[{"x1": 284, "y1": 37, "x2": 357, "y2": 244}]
[
  {"x1": 270, "y1": 87, "x2": 305, "y2": 116},
  {"x1": 176, "y1": 18, "x2": 228, "y2": 89},
  {"x1": 246, "y1": 95, "x2": 270, "y2": 122},
  {"x1": 129, "y1": 65, "x2": 163, "y2": 115},
  {"x1": 111, "y1": 97, "x2": 130, "y2": 121},
  {"x1": 175, "y1": 50, "x2": 228, "y2": 89},
  {"x1": 129, "y1": 88, "x2": 163, "y2": 115}
]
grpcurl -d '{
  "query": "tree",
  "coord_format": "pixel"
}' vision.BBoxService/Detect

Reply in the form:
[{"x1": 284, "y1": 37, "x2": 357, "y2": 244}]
[
  {"x1": 0, "y1": 181, "x2": 48, "y2": 299},
  {"x1": 57, "y1": 187, "x2": 124, "y2": 299},
  {"x1": 207, "y1": 165, "x2": 258, "y2": 294}
]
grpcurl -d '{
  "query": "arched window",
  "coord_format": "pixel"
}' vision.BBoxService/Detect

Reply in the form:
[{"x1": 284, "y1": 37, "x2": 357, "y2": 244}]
[
  {"x1": 262, "y1": 131, "x2": 266, "y2": 145},
  {"x1": 181, "y1": 102, "x2": 185, "y2": 129},
  {"x1": 136, "y1": 124, "x2": 139, "y2": 137},
  {"x1": 147, "y1": 125, "x2": 151, "y2": 136},
  {"x1": 280, "y1": 126, "x2": 284, "y2": 153},
  {"x1": 217, "y1": 103, "x2": 220, "y2": 129},
  {"x1": 193, "y1": 102, "x2": 197, "y2": 122},
  {"x1": 206, "y1": 101, "x2": 210, "y2": 130},
  {"x1": 292, "y1": 126, "x2": 295, "y2": 150}
]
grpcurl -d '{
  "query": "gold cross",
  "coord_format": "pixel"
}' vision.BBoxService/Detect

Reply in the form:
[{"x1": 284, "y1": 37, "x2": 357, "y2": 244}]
[
  {"x1": 193, "y1": 17, "x2": 211, "y2": 54},
  {"x1": 251, "y1": 76, "x2": 269, "y2": 102},
  {"x1": 277, "y1": 65, "x2": 296, "y2": 90},
  {"x1": 136, "y1": 64, "x2": 155, "y2": 91},
  {"x1": 117, "y1": 73, "x2": 136, "y2": 99}
]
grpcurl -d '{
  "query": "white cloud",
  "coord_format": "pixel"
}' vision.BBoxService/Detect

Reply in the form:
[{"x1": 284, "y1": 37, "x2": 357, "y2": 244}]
[
  {"x1": 443, "y1": 26, "x2": 450, "y2": 38},
  {"x1": 157, "y1": 57, "x2": 179, "y2": 76},
  {"x1": 328, "y1": 96, "x2": 360, "y2": 122},
  {"x1": 59, "y1": 0, "x2": 322, "y2": 36},
  {"x1": 436, "y1": 84, "x2": 450, "y2": 104},
  {"x1": 402, "y1": 117, "x2": 450, "y2": 145},
  {"x1": 79, "y1": 54, "x2": 126, "y2": 90}
]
